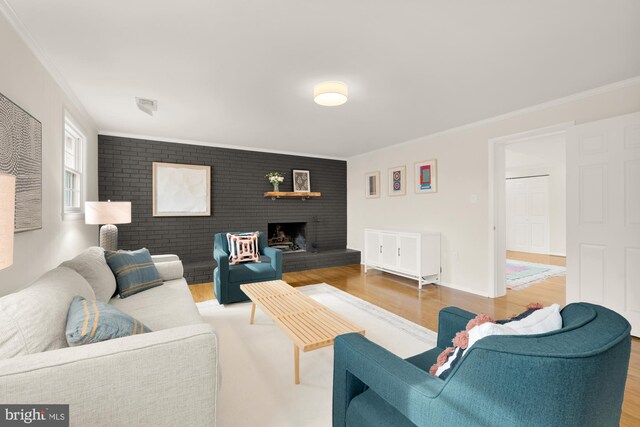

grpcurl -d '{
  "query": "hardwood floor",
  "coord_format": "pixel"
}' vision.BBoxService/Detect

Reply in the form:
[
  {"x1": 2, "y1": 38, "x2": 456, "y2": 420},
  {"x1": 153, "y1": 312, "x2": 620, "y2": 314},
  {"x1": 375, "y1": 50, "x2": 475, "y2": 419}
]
[{"x1": 190, "y1": 253, "x2": 639, "y2": 425}]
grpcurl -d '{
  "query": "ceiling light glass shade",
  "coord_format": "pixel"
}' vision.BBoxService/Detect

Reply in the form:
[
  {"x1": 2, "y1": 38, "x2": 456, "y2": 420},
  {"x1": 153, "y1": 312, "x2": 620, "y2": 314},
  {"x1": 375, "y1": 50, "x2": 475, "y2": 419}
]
[
  {"x1": 314, "y1": 81, "x2": 348, "y2": 106},
  {"x1": 0, "y1": 174, "x2": 16, "y2": 270},
  {"x1": 85, "y1": 201, "x2": 132, "y2": 225}
]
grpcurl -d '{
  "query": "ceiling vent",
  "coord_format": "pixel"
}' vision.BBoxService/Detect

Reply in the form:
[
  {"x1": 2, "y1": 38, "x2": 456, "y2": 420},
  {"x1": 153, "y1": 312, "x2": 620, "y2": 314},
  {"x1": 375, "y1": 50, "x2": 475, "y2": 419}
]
[{"x1": 135, "y1": 97, "x2": 158, "y2": 116}]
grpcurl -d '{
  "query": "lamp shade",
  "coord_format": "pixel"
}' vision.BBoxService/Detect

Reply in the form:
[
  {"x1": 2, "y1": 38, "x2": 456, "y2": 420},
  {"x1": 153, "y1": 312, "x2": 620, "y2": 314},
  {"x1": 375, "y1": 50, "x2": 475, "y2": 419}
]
[
  {"x1": 314, "y1": 81, "x2": 348, "y2": 106},
  {"x1": 0, "y1": 174, "x2": 16, "y2": 270},
  {"x1": 85, "y1": 201, "x2": 131, "y2": 225}
]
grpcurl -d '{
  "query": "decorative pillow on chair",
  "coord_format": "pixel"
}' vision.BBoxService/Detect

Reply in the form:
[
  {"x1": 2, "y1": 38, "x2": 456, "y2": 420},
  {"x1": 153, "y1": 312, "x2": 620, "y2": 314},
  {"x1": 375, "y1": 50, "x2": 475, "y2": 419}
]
[
  {"x1": 431, "y1": 303, "x2": 562, "y2": 379},
  {"x1": 227, "y1": 232, "x2": 260, "y2": 265},
  {"x1": 66, "y1": 296, "x2": 151, "y2": 346},
  {"x1": 105, "y1": 248, "x2": 163, "y2": 298}
]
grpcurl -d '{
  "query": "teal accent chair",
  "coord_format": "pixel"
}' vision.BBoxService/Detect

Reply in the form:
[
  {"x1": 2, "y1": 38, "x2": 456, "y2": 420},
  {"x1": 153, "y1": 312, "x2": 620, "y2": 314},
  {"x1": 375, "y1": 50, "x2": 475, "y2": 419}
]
[
  {"x1": 333, "y1": 303, "x2": 631, "y2": 427},
  {"x1": 213, "y1": 232, "x2": 282, "y2": 304}
]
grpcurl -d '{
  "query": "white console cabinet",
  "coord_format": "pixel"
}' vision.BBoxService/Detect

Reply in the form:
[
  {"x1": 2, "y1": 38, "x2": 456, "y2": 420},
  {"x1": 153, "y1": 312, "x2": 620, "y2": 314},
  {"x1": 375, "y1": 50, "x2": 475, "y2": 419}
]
[{"x1": 364, "y1": 229, "x2": 441, "y2": 289}]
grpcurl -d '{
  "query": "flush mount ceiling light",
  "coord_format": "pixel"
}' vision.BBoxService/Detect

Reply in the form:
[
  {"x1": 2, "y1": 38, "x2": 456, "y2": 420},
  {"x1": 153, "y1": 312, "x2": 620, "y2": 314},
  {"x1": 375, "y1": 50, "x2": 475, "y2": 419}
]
[
  {"x1": 135, "y1": 97, "x2": 158, "y2": 116},
  {"x1": 313, "y1": 81, "x2": 348, "y2": 106}
]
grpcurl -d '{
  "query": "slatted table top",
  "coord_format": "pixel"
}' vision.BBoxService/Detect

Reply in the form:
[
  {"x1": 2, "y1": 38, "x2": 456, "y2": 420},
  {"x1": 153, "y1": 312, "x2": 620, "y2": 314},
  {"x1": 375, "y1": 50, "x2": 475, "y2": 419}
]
[{"x1": 241, "y1": 280, "x2": 365, "y2": 352}]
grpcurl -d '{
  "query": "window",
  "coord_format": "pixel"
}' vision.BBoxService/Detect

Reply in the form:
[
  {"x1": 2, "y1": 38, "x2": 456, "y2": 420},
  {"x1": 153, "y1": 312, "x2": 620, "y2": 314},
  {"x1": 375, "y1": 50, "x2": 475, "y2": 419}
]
[{"x1": 63, "y1": 117, "x2": 85, "y2": 217}]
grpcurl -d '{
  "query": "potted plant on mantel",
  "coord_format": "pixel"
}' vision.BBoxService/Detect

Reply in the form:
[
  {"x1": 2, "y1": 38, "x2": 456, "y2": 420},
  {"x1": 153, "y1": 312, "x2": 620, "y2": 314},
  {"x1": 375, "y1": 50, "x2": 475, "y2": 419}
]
[{"x1": 265, "y1": 171, "x2": 284, "y2": 192}]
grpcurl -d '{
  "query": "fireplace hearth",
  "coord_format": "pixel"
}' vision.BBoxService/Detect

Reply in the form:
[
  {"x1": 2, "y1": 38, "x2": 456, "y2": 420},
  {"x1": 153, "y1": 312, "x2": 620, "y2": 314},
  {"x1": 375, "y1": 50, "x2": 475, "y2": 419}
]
[{"x1": 268, "y1": 222, "x2": 306, "y2": 253}]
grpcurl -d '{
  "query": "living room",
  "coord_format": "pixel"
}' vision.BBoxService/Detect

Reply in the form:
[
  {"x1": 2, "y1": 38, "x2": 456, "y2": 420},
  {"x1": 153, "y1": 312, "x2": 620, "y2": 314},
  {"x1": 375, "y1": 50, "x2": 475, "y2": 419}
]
[{"x1": 0, "y1": 1, "x2": 639, "y2": 426}]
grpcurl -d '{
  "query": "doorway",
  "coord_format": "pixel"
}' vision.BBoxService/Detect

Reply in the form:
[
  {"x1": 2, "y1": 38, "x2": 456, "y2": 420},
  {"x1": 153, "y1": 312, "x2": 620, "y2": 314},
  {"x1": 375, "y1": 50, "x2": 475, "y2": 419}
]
[
  {"x1": 504, "y1": 135, "x2": 567, "y2": 291},
  {"x1": 488, "y1": 122, "x2": 573, "y2": 297}
]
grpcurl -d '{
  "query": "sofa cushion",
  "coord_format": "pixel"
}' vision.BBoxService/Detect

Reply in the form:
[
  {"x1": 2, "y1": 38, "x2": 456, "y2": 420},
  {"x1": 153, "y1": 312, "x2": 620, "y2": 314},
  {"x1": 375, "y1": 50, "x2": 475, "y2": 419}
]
[
  {"x1": 110, "y1": 278, "x2": 202, "y2": 330},
  {"x1": 66, "y1": 296, "x2": 151, "y2": 346},
  {"x1": 0, "y1": 267, "x2": 95, "y2": 359},
  {"x1": 154, "y1": 260, "x2": 184, "y2": 282},
  {"x1": 228, "y1": 262, "x2": 276, "y2": 283},
  {"x1": 105, "y1": 248, "x2": 163, "y2": 298},
  {"x1": 61, "y1": 246, "x2": 116, "y2": 303}
]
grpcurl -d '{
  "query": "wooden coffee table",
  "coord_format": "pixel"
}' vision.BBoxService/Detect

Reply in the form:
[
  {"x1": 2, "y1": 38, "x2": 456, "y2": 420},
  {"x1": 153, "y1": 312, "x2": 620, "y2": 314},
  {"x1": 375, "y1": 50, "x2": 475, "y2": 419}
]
[{"x1": 240, "y1": 280, "x2": 365, "y2": 384}]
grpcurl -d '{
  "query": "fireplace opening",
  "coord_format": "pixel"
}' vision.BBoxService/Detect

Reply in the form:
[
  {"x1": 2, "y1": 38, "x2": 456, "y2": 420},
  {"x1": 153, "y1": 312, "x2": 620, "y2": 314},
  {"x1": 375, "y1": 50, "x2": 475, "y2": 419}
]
[{"x1": 267, "y1": 222, "x2": 306, "y2": 253}]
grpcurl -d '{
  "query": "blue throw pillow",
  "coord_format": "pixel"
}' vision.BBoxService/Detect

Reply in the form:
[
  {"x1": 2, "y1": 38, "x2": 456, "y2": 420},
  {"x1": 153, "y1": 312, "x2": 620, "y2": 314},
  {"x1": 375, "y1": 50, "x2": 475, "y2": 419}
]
[
  {"x1": 105, "y1": 248, "x2": 162, "y2": 298},
  {"x1": 66, "y1": 296, "x2": 152, "y2": 346}
]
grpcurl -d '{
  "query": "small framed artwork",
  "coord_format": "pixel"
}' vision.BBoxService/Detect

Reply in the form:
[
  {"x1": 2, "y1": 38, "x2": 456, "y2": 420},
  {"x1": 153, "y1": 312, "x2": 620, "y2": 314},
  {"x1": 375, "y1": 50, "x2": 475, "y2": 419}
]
[
  {"x1": 153, "y1": 162, "x2": 211, "y2": 216},
  {"x1": 292, "y1": 169, "x2": 311, "y2": 192},
  {"x1": 365, "y1": 171, "x2": 380, "y2": 198},
  {"x1": 388, "y1": 166, "x2": 406, "y2": 196},
  {"x1": 415, "y1": 160, "x2": 437, "y2": 194}
]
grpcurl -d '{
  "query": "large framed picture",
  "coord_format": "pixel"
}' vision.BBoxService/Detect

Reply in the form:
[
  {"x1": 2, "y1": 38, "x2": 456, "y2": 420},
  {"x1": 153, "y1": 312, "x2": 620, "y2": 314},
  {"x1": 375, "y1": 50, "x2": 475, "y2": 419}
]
[
  {"x1": 153, "y1": 162, "x2": 211, "y2": 216},
  {"x1": 0, "y1": 92, "x2": 42, "y2": 232},
  {"x1": 365, "y1": 171, "x2": 380, "y2": 198},
  {"x1": 292, "y1": 169, "x2": 311, "y2": 192},
  {"x1": 388, "y1": 166, "x2": 406, "y2": 196},
  {"x1": 415, "y1": 159, "x2": 437, "y2": 194}
]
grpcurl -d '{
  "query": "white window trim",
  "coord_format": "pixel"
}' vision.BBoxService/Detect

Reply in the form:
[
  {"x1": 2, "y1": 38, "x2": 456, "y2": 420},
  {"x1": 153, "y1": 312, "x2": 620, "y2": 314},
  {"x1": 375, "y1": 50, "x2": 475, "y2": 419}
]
[{"x1": 62, "y1": 112, "x2": 87, "y2": 221}]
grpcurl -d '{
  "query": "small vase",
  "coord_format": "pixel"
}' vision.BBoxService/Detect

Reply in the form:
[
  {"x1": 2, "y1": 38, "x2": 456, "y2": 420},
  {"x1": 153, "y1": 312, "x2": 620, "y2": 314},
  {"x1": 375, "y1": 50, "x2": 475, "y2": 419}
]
[{"x1": 272, "y1": 182, "x2": 279, "y2": 192}]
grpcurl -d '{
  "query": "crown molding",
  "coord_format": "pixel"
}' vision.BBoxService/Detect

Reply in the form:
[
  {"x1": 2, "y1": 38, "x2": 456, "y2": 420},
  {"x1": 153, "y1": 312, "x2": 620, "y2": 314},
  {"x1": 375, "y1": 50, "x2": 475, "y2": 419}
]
[
  {"x1": 349, "y1": 76, "x2": 640, "y2": 159},
  {"x1": 0, "y1": 0, "x2": 96, "y2": 129},
  {"x1": 97, "y1": 131, "x2": 348, "y2": 161}
]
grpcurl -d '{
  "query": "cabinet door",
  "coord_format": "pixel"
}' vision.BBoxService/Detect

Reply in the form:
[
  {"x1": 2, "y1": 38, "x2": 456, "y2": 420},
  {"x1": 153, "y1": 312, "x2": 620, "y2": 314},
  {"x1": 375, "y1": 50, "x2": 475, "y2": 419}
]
[
  {"x1": 364, "y1": 231, "x2": 382, "y2": 265},
  {"x1": 381, "y1": 233, "x2": 398, "y2": 268},
  {"x1": 397, "y1": 235, "x2": 419, "y2": 273}
]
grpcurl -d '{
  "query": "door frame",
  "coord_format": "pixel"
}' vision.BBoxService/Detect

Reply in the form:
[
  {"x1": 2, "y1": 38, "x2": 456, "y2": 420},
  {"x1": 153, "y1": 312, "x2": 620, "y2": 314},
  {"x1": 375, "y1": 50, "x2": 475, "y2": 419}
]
[{"x1": 487, "y1": 122, "x2": 574, "y2": 297}]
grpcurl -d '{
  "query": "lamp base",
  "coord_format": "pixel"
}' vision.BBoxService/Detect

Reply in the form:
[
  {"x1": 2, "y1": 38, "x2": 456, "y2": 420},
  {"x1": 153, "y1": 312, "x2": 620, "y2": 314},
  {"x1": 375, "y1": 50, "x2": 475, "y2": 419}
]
[{"x1": 100, "y1": 224, "x2": 119, "y2": 251}]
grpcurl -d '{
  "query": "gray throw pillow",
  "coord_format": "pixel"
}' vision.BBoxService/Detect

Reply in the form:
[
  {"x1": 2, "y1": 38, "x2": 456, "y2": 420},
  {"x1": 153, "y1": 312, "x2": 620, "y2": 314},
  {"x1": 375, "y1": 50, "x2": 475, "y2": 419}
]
[
  {"x1": 66, "y1": 296, "x2": 152, "y2": 346},
  {"x1": 61, "y1": 247, "x2": 116, "y2": 303}
]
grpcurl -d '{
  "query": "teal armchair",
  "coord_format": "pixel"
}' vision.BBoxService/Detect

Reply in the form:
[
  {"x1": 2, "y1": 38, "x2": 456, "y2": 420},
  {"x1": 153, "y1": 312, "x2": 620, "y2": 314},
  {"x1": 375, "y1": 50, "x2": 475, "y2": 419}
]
[
  {"x1": 213, "y1": 232, "x2": 282, "y2": 304},
  {"x1": 333, "y1": 303, "x2": 631, "y2": 427}
]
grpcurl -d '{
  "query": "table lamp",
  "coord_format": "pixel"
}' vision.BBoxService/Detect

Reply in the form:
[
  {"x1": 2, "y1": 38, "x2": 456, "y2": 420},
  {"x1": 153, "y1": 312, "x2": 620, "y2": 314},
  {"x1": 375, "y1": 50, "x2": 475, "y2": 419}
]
[
  {"x1": 85, "y1": 200, "x2": 131, "y2": 251},
  {"x1": 0, "y1": 174, "x2": 16, "y2": 270}
]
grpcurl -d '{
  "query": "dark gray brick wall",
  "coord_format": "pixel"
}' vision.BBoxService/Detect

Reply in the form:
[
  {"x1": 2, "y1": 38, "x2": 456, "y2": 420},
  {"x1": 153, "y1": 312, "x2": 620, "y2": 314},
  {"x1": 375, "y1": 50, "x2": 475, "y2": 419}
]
[{"x1": 98, "y1": 135, "x2": 356, "y2": 283}]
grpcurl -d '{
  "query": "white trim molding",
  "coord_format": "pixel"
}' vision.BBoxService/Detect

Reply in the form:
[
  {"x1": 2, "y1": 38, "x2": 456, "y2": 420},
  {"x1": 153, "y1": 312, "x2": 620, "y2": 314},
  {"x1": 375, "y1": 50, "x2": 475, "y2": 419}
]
[
  {"x1": 349, "y1": 76, "x2": 640, "y2": 160},
  {"x1": 98, "y1": 131, "x2": 348, "y2": 161}
]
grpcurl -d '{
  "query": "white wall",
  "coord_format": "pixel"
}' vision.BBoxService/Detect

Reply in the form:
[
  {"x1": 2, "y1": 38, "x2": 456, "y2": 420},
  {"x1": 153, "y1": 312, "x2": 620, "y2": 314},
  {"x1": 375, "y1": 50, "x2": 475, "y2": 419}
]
[
  {"x1": 0, "y1": 13, "x2": 98, "y2": 295},
  {"x1": 505, "y1": 138, "x2": 567, "y2": 257},
  {"x1": 347, "y1": 81, "x2": 640, "y2": 297}
]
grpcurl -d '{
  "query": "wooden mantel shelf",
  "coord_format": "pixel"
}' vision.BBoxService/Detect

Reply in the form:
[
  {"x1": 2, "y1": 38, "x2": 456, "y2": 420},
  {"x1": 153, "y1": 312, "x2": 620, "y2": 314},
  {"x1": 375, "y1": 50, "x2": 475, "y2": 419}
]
[{"x1": 264, "y1": 191, "x2": 321, "y2": 200}]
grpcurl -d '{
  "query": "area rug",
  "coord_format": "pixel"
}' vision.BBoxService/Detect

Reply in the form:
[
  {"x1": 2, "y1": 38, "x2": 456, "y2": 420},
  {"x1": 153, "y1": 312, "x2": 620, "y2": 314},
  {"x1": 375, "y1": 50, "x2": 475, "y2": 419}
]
[
  {"x1": 506, "y1": 259, "x2": 566, "y2": 290},
  {"x1": 196, "y1": 283, "x2": 436, "y2": 427}
]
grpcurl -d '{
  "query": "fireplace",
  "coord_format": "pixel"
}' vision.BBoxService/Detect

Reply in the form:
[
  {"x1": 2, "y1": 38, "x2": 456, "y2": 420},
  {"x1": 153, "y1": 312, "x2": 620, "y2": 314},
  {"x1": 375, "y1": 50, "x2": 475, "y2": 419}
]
[{"x1": 267, "y1": 222, "x2": 306, "y2": 253}]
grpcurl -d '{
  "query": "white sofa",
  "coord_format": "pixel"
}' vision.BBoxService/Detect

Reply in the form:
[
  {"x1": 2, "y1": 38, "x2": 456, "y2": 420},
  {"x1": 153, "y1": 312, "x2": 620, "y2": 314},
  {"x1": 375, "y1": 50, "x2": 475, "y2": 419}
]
[{"x1": 0, "y1": 248, "x2": 218, "y2": 427}]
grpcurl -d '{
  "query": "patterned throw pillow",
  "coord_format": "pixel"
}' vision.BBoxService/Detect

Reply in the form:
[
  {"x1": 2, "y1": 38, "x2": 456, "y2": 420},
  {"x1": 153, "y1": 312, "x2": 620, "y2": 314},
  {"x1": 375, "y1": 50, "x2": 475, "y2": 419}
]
[
  {"x1": 105, "y1": 248, "x2": 163, "y2": 298},
  {"x1": 227, "y1": 232, "x2": 260, "y2": 265},
  {"x1": 430, "y1": 303, "x2": 562, "y2": 379},
  {"x1": 66, "y1": 296, "x2": 151, "y2": 346}
]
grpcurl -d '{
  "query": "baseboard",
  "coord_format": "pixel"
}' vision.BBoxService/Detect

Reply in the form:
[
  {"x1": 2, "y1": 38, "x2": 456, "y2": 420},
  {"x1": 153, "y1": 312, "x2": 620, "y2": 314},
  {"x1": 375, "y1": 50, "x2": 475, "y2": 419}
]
[
  {"x1": 548, "y1": 252, "x2": 567, "y2": 257},
  {"x1": 438, "y1": 281, "x2": 490, "y2": 298}
]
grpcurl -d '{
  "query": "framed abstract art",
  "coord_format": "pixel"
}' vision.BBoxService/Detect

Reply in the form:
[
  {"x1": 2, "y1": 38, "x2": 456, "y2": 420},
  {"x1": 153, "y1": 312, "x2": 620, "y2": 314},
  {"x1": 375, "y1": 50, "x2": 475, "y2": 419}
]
[
  {"x1": 152, "y1": 162, "x2": 211, "y2": 216},
  {"x1": 0, "y1": 92, "x2": 42, "y2": 232},
  {"x1": 364, "y1": 171, "x2": 380, "y2": 198},
  {"x1": 292, "y1": 169, "x2": 311, "y2": 192},
  {"x1": 388, "y1": 166, "x2": 406, "y2": 196},
  {"x1": 415, "y1": 159, "x2": 437, "y2": 193}
]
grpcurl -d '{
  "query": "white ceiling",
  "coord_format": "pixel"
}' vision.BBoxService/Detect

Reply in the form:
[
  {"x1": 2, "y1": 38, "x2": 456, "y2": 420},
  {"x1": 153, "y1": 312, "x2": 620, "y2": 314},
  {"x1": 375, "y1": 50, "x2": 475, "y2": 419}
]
[{"x1": 5, "y1": 0, "x2": 640, "y2": 158}]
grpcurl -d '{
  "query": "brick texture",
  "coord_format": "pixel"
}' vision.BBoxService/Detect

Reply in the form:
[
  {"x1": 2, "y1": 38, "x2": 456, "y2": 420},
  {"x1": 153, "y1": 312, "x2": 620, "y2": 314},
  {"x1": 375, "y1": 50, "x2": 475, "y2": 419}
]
[{"x1": 98, "y1": 135, "x2": 357, "y2": 283}]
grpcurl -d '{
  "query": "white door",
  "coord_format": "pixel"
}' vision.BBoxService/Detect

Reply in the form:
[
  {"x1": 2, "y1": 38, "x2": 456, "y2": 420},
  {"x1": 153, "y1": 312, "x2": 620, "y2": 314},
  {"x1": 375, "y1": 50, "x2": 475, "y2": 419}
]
[
  {"x1": 364, "y1": 230, "x2": 382, "y2": 266},
  {"x1": 397, "y1": 235, "x2": 418, "y2": 273},
  {"x1": 506, "y1": 176, "x2": 550, "y2": 254},
  {"x1": 381, "y1": 234, "x2": 398, "y2": 268},
  {"x1": 567, "y1": 112, "x2": 640, "y2": 335}
]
